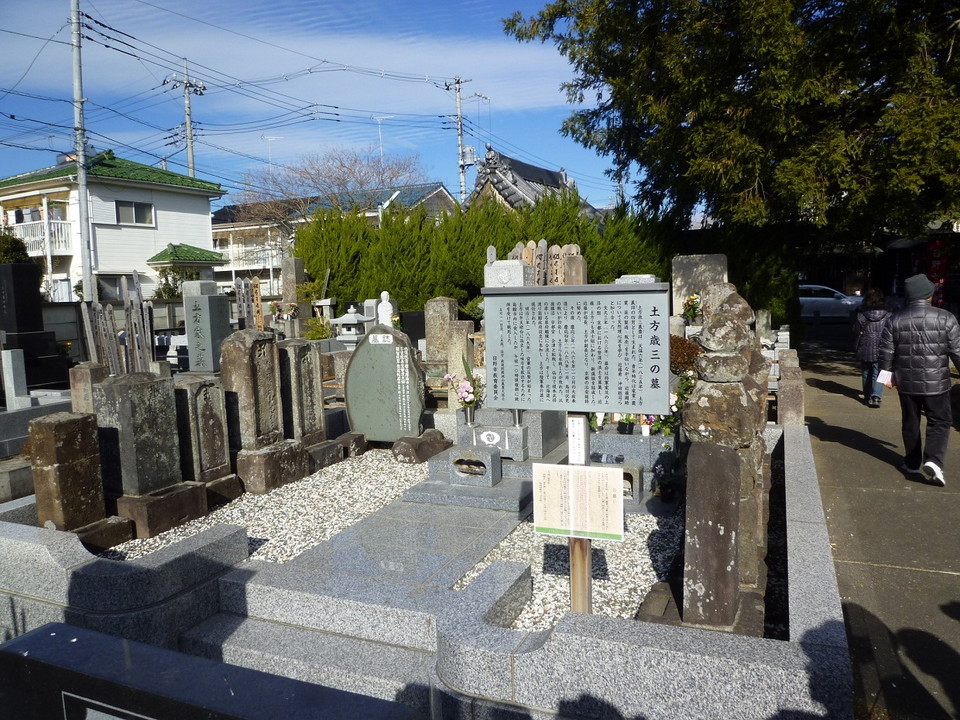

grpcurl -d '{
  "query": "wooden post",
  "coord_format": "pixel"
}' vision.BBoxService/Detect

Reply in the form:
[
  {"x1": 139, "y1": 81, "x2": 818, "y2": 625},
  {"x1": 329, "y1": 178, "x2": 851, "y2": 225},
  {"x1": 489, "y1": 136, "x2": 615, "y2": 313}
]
[{"x1": 566, "y1": 413, "x2": 592, "y2": 614}]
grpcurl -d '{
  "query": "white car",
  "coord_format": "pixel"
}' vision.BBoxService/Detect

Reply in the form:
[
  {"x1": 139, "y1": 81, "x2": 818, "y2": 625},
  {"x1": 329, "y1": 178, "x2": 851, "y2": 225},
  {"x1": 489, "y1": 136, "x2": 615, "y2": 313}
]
[{"x1": 798, "y1": 284, "x2": 864, "y2": 318}]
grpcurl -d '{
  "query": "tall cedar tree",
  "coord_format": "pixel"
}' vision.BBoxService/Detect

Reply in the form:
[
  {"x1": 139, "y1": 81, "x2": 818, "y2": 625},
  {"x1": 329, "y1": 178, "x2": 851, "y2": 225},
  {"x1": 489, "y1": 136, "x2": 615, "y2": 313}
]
[{"x1": 504, "y1": 1, "x2": 960, "y2": 239}]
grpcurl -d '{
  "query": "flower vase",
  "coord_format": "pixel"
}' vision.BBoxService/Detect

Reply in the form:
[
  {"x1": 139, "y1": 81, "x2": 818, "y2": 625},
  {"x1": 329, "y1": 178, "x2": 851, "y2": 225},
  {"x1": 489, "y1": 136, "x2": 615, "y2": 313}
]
[
  {"x1": 641, "y1": 424, "x2": 651, "y2": 436},
  {"x1": 617, "y1": 421, "x2": 634, "y2": 435},
  {"x1": 463, "y1": 405, "x2": 476, "y2": 426}
]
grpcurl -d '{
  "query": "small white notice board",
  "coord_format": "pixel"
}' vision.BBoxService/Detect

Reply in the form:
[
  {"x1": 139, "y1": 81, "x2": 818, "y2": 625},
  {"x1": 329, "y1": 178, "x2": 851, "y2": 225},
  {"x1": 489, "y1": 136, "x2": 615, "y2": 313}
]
[{"x1": 533, "y1": 463, "x2": 624, "y2": 541}]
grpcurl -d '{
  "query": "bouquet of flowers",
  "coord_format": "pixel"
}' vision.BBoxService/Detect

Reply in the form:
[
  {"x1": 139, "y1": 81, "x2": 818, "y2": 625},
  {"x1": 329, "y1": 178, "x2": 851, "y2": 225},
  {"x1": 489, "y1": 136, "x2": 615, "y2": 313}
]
[
  {"x1": 444, "y1": 357, "x2": 484, "y2": 407},
  {"x1": 682, "y1": 294, "x2": 701, "y2": 322}
]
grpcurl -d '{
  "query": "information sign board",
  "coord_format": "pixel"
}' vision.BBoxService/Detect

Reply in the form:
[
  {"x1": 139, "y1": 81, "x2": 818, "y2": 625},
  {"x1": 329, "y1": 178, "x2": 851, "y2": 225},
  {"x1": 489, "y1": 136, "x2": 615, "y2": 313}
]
[
  {"x1": 533, "y1": 462, "x2": 624, "y2": 541},
  {"x1": 482, "y1": 283, "x2": 670, "y2": 414}
]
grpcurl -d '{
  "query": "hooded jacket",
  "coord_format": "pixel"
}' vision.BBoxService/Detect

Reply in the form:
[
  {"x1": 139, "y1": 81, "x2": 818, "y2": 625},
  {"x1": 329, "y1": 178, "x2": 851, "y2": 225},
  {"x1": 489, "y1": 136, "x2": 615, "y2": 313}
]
[
  {"x1": 854, "y1": 306, "x2": 891, "y2": 363},
  {"x1": 879, "y1": 299, "x2": 960, "y2": 395}
]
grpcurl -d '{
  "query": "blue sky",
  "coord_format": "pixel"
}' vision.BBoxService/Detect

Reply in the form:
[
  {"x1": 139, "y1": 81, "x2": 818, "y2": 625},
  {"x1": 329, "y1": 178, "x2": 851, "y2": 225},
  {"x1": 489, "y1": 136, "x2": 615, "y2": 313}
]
[{"x1": 0, "y1": 0, "x2": 621, "y2": 209}]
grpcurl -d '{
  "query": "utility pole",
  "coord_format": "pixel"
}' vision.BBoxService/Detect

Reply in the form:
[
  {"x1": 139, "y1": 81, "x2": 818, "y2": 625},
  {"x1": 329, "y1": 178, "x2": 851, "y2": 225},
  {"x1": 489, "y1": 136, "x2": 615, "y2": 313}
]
[
  {"x1": 71, "y1": 0, "x2": 94, "y2": 302},
  {"x1": 447, "y1": 76, "x2": 472, "y2": 203},
  {"x1": 164, "y1": 60, "x2": 205, "y2": 177}
]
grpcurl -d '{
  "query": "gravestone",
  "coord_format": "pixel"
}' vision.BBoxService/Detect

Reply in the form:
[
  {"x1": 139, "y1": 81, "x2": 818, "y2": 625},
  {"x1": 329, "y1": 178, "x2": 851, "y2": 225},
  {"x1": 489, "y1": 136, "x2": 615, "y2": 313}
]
[
  {"x1": 682, "y1": 441, "x2": 741, "y2": 629},
  {"x1": 28, "y1": 412, "x2": 104, "y2": 531},
  {"x1": 281, "y1": 256, "x2": 308, "y2": 337},
  {"x1": 344, "y1": 325, "x2": 425, "y2": 443},
  {"x1": 235, "y1": 278, "x2": 253, "y2": 329},
  {"x1": 671, "y1": 254, "x2": 728, "y2": 317},
  {"x1": 534, "y1": 239, "x2": 548, "y2": 285},
  {"x1": 548, "y1": 244, "x2": 562, "y2": 285},
  {"x1": 92, "y1": 373, "x2": 183, "y2": 497},
  {"x1": 446, "y1": 320, "x2": 475, "y2": 407},
  {"x1": 183, "y1": 281, "x2": 232, "y2": 373},
  {"x1": 27, "y1": 412, "x2": 134, "y2": 549},
  {"x1": 278, "y1": 338, "x2": 326, "y2": 446},
  {"x1": 220, "y1": 330, "x2": 283, "y2": 452},
  {"x1": 2, "y1": 349, "x2": 37, "y2": 409},
  {"x1": 174, "y1": 374, "x2": 239, "y2": 504},
  {"x1": 424, "y1": 297, "x2": 457, "y2": 364},
  {"x1": 483, "y1": 260, "x2": 535, "y2": 288},
  {"x1": 0, "y1": 263, "x2": 67, "y2": 388}
]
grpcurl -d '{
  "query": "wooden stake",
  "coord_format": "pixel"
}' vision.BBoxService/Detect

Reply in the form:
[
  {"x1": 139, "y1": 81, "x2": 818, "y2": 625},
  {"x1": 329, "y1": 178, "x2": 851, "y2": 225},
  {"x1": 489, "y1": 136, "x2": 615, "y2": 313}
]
[{"x1": 566, "y1": 412, "x2": 593, "y2": 614}]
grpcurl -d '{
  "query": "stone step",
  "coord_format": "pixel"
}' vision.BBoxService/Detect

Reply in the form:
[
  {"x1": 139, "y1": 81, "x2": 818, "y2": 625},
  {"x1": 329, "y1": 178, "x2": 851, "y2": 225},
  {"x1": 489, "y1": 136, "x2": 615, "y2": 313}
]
[
  {"x1": 217, "y1": 561, "x2": 446, "y2": 652},
  {"x1": 180, "y1": 612, "x2": 436, "y2": 708}
]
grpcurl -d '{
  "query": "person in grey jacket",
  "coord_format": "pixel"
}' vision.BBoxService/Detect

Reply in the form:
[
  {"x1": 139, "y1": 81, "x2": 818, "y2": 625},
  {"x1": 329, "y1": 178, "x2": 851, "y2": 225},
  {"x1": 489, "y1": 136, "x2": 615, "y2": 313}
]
[
  {"x1": 853, "y1": 288, "x2": 891, "y2": 407},
  {"x1": 879, "y1": 273, "x2": 960, "y2": 486}
]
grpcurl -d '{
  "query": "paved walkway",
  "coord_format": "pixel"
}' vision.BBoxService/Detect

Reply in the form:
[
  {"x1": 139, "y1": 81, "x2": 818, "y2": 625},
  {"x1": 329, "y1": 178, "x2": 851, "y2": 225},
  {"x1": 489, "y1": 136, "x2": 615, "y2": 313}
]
[{"x1": 798, "y1": 322, "x2": 960, "y2": 720}]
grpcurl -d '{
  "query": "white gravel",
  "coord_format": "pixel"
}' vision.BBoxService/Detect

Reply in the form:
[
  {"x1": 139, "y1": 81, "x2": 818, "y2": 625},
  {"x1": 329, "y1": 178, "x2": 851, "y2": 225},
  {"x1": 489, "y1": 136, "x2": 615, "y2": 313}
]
[{"x1": 100, "y1": 449, "x2": 684, "y2": 630}]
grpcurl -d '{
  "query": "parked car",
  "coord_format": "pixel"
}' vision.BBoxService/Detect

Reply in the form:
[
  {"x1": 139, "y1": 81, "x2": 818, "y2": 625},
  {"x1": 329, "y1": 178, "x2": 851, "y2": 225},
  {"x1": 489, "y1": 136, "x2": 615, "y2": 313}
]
[{"x1": 798, "y1": 284, "x2": 864, "y2": 318}]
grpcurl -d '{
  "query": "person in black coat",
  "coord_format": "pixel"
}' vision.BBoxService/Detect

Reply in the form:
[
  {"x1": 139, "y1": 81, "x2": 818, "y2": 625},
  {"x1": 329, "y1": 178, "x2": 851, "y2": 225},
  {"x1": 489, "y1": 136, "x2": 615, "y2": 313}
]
[
  {"x1": 879, "y1": 273, "x2": 960, "y2": 485},
  {"x1": 853, "y1": 288, "x2": 891, "y2": 408}
]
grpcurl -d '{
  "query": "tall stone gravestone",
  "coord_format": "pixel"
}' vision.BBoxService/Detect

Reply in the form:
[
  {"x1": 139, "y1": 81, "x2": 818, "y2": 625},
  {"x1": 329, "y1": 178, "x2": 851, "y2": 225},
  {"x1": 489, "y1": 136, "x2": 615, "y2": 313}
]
[
  {"x1": 220, "y1": 330, "x2": 308, "y2": 493},
  {"x1": 344, "y1": 325, "x2": 425, "y2": 443},
  {"x1": 92, "y1": 372, "x2": 206, "y2": 537},
  {"x1": 0, "y1": 263, "x2": 67, "y2": 389},
  {"x1": 182, "y1": 281, "x2": 232, "y2": 373},
  {"x1": 174, "y1": 374, "x2": 242, "y2": 507},
  {"x1": 671, "y1": 253, "x2": 728, "y2": 317}
]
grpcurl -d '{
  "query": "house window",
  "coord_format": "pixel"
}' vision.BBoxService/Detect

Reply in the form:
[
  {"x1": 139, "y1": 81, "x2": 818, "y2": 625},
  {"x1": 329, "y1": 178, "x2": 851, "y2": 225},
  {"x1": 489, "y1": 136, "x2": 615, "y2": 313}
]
[{"x1": 116, "y1": 201, "x2": 154, "y2": 226}]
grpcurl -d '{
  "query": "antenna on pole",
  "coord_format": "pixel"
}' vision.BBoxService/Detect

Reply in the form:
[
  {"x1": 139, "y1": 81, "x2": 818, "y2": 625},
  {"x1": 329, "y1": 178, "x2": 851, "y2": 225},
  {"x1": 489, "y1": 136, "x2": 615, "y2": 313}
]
[
  {"x1": 164, "y1": 60, "x2": 205, "y2": 177},
  {"x1": 371, "y1": 116, "x2": 394, "y2": 163}
]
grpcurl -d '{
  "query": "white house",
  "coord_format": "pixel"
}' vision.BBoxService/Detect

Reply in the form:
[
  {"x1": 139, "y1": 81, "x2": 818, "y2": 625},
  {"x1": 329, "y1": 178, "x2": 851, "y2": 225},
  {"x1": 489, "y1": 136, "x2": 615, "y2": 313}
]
[
  {"x1": 211, "y1": 182, "x2": 458, "y2": 295},
  {"x1": 0, "y1": 150, "x2": 225, "y2": 301}
]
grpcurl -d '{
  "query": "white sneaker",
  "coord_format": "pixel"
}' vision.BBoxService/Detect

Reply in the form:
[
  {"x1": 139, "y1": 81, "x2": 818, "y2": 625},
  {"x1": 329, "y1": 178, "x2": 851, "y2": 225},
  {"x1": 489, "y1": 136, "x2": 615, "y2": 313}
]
[{"x1": 922, "y1": 461, "x2": 946, "y2": 486}]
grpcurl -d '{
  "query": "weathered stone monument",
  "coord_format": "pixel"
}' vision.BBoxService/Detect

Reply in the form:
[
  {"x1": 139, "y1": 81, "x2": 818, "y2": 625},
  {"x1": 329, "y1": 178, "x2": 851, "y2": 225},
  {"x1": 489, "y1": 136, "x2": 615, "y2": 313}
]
[
  {"x1": 220, "y1": 330, "x2": 309, "y2": 494},
  {"x1": 91, "y1": 372, "x2": 206, "y2": 538}
]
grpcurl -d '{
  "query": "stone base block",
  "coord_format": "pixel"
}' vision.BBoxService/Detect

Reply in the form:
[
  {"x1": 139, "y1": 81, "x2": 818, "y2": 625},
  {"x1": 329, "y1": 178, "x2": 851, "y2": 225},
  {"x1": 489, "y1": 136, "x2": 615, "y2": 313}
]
[
  {"x1": 115, "y1": 481, "x2": 208, "y2": 539},
  {"x1": 237, "y1": 441, "x2": 310, "y2": 495},
  {"x1": 306, "y1": 440, "x2": 344, "y2": 473},
  {"x1": 75, "y1": 515, "x2": 135, "y2": 552},
  {"x1": 448, "y1": 446, "x2": 501, "y2": 487},
  {"x1": 337, "y1": 432, "x2": 366, "y2": 457},
  {"x1": 205, "y1": 474, "x2": 244, "y2": 508},
  {"x1": 0, "y1": 457, "x2": 33, "y2": 503},
  {"x1": 392, "y1": 429, "x2": 453, "y2": 464},
  {"x1": 458, "y1": 423, "x2": 528, "y2": 461}
]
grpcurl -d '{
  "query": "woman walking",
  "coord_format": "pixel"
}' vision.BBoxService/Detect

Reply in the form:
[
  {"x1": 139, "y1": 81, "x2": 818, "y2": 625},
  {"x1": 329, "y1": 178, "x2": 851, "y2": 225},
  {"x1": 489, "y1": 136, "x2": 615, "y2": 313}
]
[{"x1": 853, "y1": 288, "x2": 891, "y2": 407}]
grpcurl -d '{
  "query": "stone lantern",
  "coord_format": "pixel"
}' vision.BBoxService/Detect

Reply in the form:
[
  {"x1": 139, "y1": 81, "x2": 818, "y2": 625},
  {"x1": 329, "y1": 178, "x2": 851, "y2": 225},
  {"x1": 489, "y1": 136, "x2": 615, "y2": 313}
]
[{"x1": 330, "y1": 305, "x2": 374, "y2": 350}]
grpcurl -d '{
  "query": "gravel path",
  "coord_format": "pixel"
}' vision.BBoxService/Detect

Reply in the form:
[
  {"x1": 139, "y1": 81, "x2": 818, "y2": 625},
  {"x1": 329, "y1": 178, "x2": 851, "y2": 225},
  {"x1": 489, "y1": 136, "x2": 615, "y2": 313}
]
[{"x1": 101, "y1": 449, "x2": 684, "y2": 630}]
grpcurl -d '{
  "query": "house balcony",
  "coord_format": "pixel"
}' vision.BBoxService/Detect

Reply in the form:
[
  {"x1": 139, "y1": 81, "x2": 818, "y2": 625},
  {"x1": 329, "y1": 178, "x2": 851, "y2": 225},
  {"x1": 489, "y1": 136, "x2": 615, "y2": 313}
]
[
  {"x1": 216, "y1": 244, "x2": 280, "y2": 273},
  {"x1": 9, "y1": 220, "x2": 74, "y2": 257}
]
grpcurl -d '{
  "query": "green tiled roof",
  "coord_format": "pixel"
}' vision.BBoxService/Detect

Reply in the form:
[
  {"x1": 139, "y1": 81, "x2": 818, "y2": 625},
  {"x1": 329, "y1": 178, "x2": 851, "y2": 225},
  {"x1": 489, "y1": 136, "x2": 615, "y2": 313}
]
[
  {"x1": 0, "y1": 150, "x2": 223, "y2": 194},
  {"x1": 147, "y1": 243, "x2": 226, "y2": 265}
]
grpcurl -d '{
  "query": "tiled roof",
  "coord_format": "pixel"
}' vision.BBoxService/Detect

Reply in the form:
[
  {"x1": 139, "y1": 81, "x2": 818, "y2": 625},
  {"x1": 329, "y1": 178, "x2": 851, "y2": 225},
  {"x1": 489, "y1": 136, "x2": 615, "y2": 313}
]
[
  {"x1": 146, "y1": 243, "x2": 226, "y2": 265},
  {"x1": 0, "y1": 150, "x2": 223, "y2": 194},
  {"x1": 464, "y1": 144, "x2": 602, "y2": 219}
]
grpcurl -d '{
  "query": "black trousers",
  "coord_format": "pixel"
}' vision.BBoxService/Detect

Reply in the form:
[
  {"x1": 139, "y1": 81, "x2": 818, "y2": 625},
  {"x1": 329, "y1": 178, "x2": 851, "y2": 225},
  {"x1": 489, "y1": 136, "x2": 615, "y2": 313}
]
[{"x1": 899, "y1": 390, "x2": 953, "y2": 470}]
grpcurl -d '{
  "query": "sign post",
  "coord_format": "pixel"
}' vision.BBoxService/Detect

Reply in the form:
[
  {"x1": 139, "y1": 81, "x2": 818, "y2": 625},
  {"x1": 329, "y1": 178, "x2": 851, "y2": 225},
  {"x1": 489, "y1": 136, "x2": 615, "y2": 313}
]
[{"x1": 483, "y1": 281, "x2": 670, "y2": 615}]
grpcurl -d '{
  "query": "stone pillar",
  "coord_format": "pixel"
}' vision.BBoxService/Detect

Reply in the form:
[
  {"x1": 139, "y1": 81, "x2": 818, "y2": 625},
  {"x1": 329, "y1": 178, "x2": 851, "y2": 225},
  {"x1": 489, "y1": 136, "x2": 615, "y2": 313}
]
[
  {"x1": 278, "y1": 339, "x2": 326, "y2": 446},
  {"x1": 220, "y1": 330, "x2": 308, "y2": 494},
  {"x1": 2, "y1": 349, "x2": 36, "y2": 409},
  {"x1": 424, "y1": 297, "x2": 457, "y2": 364},
  {"x1": 174, "y1": 374, "x2": 242, "y2": 506},
  {"x1": 28, "y1": 412, "x2": 104, "y2": 530},
  {"x1": 220, "y1": 330, "x2": 283, "y2": 453},
  {"x1": 69, "y1": 362, "x2": 111, "y2": 415},
  {"x1": 183, "y1": 281, "x2": 232, "y2": 373},
  {"x1": 682, "y1": 442, "x2": 741, "y2": 628},
  {"x1": 280, "y1": 256, "x2": 308, "y2": 338}
]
